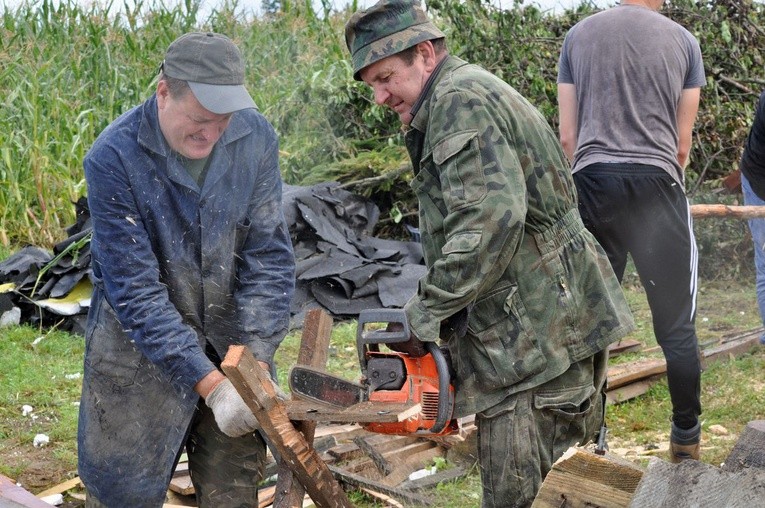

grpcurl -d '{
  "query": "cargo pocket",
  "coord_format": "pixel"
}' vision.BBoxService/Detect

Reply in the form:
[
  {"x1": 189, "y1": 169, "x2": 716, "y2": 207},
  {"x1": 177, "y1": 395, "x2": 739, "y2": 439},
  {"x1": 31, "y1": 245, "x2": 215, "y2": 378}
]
[
  {"x1": 466, "y1": 284, "x2": 546, "y2": 390},
  {"x1": 534, "y1": 382, "x2": 599, "y2": 460},
  {"x1": 84, "y1": 298, "x2": 145, "y2": 389}
]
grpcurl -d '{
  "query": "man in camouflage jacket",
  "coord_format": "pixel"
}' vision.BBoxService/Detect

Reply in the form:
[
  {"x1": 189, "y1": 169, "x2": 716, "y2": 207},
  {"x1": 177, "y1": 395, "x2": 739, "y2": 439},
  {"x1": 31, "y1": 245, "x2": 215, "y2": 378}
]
[{"x1": 346, "y1": 1, "x2": 635, "y2": 506}]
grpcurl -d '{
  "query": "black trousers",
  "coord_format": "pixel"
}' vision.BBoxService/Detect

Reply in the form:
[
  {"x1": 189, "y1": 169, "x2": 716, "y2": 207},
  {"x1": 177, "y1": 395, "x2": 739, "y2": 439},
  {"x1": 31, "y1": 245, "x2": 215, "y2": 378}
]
[{"x1": 574, "y1": 163, "x2": 701, "y2": 429}]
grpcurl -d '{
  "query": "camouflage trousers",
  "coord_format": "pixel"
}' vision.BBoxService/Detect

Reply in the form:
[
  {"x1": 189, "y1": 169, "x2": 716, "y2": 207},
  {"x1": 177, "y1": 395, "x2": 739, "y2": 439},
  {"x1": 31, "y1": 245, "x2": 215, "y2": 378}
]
[
  {"x1": 86, "y1": 401, "x2": 266, "y2": 508},
  {"x1": 477, "y1": 348, "x2": 608, "y2": 508}
]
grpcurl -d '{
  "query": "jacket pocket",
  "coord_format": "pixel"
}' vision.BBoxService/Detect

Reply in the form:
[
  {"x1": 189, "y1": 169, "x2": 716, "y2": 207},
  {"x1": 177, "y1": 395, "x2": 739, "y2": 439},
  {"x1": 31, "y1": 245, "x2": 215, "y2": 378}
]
[
  {"x1": 433, "y1": 130, "x2": 485, "y2": 209},
  {"x1": 466, "y1": 284, "x2": 546, "y2": 390},
  {"x1": 84, "y1": 297, "x2": 145, "y2": 388}
]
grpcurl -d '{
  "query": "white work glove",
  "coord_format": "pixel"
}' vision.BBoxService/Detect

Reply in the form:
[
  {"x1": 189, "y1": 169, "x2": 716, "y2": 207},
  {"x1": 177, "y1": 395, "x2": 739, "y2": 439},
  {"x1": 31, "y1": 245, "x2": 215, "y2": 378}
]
[{"x1": 205, "y1": 378, "x2": 260, "y2": 438}]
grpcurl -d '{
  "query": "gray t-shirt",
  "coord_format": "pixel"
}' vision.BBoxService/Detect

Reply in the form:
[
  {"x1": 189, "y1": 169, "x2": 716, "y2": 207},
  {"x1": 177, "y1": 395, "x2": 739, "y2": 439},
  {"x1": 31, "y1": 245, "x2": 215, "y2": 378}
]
[{"x1": 557, "y1": 4, "x2": 705, "y2": 186}]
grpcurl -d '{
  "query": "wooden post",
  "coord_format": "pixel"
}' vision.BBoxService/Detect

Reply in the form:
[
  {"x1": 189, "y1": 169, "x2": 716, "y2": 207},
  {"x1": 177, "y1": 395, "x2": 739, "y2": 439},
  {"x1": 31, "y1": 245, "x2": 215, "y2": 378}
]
[
  {"x1": 274, "y1": 309, "x2": 334, "y2": 508},
  {"x1": 221, "y1": 345, "x2": 353, "y2": 508}
]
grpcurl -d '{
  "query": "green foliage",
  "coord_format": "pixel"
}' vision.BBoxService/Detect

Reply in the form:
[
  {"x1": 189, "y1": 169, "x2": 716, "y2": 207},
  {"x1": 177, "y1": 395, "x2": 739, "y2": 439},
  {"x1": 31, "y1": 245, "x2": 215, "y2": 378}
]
[{"x1": 1, "y1": 0, "x2": 763, "y2": 283}]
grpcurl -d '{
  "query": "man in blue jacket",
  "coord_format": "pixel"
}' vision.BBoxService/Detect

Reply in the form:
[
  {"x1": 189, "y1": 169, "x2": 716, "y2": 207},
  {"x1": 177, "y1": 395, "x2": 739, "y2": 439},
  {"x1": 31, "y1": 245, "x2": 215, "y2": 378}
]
[{"x1": 78, "y1": 32, "x2": 295, "y2": 507}]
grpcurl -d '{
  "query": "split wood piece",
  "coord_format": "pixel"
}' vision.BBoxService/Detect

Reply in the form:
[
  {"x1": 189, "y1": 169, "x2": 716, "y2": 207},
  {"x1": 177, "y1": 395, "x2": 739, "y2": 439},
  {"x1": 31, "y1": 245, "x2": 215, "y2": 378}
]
[
  {"x1": 328, "y1": 465, "x2": 433, "y2": 507},
  {"x1": 354, "y1": 435, "x2": 394, "y2": 475},
  {"x1": 399, "y1": 466, "x2": 468, "y2": 491},
  {"x1": 0, "y1": 473, "x2": 56, "y2": 508},
  {"x1": 722, "y1": 420, "x2": 765, "y2": 473},
  {"x1": 531, "y1": 447, "x2": 644, "y2": 508},
  {"x1": 628, "y1": 457, "x2": 765, "y2": 507},
  {"x1": 690, "y1": 204, "x2": 765, "y2": 219},
  {"x1": 275, "y1": 308, "x2": 334, "y2": 508},
  {"x1": 380, "y1": 445, "x2": 445, "y2": 487},
  {"x1": 284, "y1": 399, "x2": 421, "y2": 423},
  {"x1": 221, "y1": 345, "x2": 353, "y2": 508}
]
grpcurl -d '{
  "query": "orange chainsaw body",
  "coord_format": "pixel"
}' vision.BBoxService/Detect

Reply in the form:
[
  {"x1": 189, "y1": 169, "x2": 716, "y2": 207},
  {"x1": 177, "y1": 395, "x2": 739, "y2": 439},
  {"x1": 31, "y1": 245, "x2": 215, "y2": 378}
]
[{"x1": 361, "y1": 350, "x2": 458, "y2": 436}]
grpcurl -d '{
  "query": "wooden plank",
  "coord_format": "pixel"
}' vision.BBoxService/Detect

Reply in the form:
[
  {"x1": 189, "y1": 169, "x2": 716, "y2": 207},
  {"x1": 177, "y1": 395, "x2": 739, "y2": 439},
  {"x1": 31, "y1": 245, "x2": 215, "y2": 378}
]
[
  {"x1": 0, "y1": 473, "x2": 56, "y2": 508},
  {"x1": 606, "y1": 377, "x2": 664, "y2": 405},
  {"x1": 607, "y1": 358, "x2": 667, "y2": 390},
  {"x1": 285, "y1": 399, "x2": 421, "y2": 423},
  {"x1": 275, "y1": 308, "x2": 334, "y2": 508},
  {"x1": 359, "y1": 487, "x2": 404, "y2": 508},
  {"x1": 34, "y1": 476, "x2": 82, "y2": 497},
  {"x1": 221, "y1": 345, "x2": 353, "y2": 508},
  {"x1": 722, "y1": 420, "x2": 765, "y2": 473},
  {"x1": 328, "y1": 465, "x2": 433, "y2": 507},
  {"x1": 531, "y1": 448, "x2": 644, "y2": 508}
]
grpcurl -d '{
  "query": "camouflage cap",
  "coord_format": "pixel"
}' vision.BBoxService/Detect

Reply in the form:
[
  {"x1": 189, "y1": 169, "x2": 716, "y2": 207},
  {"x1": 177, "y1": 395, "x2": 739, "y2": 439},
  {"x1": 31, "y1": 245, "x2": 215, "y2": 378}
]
[{"x1": 345, "y1": 0, "x2": 445, "y2": 81}]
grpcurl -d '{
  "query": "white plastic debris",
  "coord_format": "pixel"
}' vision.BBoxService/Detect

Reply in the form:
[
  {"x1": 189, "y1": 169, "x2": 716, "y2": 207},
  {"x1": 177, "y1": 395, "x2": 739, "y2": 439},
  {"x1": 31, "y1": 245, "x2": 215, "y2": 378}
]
[
  {"x1": 40, "y1": 493, "x2": 64, "y2": 506},
  {"x1": 21, "y1": 404, "x2": 33, "y2": 416},
  {"x1": 65, "y1": 373, "x2": 82, "y2": 380},
  {"x1": 33, "y1": 434, "x2": 50, "y2": 447},
  {"x1": 408, "y1": 465, "x2": 437, "y2": 481}
]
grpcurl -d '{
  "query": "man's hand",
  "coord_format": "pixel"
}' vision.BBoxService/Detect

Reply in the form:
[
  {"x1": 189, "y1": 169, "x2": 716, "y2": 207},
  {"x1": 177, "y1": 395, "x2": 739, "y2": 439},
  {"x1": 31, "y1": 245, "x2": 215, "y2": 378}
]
[{"x1": 204, "y1": 378, "x2": 260, "y2": 437}]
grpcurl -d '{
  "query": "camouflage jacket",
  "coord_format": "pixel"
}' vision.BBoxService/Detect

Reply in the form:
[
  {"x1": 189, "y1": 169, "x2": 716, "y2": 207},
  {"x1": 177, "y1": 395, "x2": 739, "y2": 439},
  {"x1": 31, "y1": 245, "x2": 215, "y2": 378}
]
[{"x1": 403, "y1": 56, "x2": 635, "y2": 416}]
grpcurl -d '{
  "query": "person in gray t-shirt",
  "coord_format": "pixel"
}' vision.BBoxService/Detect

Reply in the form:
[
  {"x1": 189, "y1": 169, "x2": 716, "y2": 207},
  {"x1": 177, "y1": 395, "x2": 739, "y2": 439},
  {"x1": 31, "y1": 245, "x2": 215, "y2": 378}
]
[{"x1": 557, "y1": 0, "x2": 705, "y2": 463}]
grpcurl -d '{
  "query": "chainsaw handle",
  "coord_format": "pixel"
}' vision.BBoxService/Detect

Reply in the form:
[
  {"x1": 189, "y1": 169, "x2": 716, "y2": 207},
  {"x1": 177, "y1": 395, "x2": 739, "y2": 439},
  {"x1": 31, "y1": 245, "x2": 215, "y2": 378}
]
[
  {"x1": 357, "y1": 309, "x2": 411, "y2": 368},
  {"x1": 426, "y1": 341, "x2": 453, "y2": 435}
]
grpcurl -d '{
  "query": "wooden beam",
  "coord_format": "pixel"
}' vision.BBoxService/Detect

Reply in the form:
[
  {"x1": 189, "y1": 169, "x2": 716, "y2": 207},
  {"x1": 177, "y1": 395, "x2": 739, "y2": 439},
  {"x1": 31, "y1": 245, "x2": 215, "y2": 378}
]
[
  {"x1": 354, "y1": 435, "x2": 394, "y2": 475},
  {"x1": 221, "y1": 345, "x2": 353, "y2": 508},
  {"x1": 275, "y1": 308, "x2": 334, "y2": 508}
]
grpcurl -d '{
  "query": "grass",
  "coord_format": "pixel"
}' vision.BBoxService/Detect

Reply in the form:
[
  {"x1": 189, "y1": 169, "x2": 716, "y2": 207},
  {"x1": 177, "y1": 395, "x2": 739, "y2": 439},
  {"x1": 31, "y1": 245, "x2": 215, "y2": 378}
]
[{"x1": 1, "y1": 271, "x2": 764, "y2": 506}]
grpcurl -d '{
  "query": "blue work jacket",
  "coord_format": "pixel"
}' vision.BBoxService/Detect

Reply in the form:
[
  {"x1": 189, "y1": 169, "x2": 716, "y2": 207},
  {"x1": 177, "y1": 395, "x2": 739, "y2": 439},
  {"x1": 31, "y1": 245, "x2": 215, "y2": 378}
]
[{"x1": 78, "y1": 94, "x2": 295, "y2": 505}]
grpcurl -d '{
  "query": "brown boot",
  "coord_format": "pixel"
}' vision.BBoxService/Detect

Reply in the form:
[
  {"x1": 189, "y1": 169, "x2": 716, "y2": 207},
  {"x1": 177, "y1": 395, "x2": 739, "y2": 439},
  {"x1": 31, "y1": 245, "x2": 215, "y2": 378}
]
[{"x1": 670, "y1": 440, "x2": 700, "y2": 463}]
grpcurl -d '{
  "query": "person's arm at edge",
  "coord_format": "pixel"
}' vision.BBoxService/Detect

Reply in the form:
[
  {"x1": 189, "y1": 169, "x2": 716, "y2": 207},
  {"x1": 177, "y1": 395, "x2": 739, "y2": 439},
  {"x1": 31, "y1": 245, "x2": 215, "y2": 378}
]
[
  {"x1": 676, "y1": 87, "x2": 701, "y2": 169},
  {"x1": 557, "y1": 83, "x2": 578, "y2": 162}
]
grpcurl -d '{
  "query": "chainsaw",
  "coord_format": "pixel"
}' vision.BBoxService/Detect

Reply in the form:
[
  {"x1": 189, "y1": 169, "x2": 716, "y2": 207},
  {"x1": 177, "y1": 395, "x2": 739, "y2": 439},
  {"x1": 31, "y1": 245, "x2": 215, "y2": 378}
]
[{"x1": 288, "y1": 308, "x2": 458, "y2": 436}]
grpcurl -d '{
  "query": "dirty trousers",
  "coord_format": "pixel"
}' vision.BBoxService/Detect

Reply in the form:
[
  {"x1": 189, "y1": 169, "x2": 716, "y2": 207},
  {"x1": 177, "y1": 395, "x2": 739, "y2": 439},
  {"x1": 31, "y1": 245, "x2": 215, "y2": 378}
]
[{"x1": 477, "y1": 349, "x2": 607, "y2": 508}]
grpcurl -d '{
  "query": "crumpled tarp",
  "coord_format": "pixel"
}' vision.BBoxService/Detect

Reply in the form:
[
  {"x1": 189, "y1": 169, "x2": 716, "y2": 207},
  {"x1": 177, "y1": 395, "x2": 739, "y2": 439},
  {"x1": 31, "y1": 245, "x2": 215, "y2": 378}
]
[{"x1": 0, "y1": 184, "x2": 426, "y2": 331}]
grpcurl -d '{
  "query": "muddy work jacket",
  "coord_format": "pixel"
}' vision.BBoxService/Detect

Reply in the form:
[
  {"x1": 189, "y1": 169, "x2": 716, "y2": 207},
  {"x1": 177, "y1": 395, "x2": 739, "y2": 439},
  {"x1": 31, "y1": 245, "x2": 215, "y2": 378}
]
[
  {"x1": 403, "y1": 56, "x2": 635, "y2": 417},
  {"x1": 78, "y1": 94, "x2": 295, "y2": 505}
]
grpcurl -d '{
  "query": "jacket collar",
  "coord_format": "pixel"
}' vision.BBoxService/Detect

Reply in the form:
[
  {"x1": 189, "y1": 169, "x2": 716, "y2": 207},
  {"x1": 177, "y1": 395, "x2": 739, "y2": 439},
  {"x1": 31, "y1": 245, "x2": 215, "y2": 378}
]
[{"x1": 410, "y1": 55, "x2": 468, "y2": 133}]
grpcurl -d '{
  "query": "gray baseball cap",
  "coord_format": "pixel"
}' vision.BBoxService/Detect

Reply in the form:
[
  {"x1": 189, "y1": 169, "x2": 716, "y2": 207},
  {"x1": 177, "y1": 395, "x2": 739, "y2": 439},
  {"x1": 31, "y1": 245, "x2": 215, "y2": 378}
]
[{"x1": 163, "y1": 32, "x2": 256, "y2": 114}]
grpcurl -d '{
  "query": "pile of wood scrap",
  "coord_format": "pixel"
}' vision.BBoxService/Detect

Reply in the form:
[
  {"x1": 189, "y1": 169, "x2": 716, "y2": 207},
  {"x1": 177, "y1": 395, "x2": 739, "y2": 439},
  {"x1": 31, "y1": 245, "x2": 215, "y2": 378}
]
[{"x1": 166, "y1": 421, "x2": 476, "y2": 507}]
